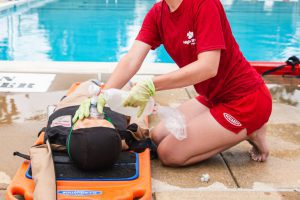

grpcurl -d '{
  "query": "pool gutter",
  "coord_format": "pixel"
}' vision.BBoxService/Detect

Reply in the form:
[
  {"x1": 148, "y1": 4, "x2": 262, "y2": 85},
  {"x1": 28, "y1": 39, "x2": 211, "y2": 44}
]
[{"x1": 0, "y1": 60, "x2": 178, "y2": 75}]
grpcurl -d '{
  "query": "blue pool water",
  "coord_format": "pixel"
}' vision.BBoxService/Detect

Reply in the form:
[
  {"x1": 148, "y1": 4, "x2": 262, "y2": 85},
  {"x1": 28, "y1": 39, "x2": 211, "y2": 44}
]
[{"x1": 0, "y1": 0, "x2": 299, "y2": 62}]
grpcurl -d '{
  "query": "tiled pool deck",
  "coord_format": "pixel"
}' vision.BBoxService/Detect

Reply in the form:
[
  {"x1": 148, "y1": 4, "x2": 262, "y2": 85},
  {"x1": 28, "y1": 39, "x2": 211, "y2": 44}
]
[{"x1": 0, "y1": 61, "x2": 300, "y2": 199}]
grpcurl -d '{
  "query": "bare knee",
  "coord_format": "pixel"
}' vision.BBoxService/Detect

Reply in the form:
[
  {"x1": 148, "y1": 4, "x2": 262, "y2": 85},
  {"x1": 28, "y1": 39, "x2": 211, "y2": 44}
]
[
  {"x1": 157, "y1": 144, "x2": 187, "y2": 167},
  {"x1": 151, "y1": 122, "x2": 169, "y2": 145},
  {"x1": 150, "y1": 126, "x2": 162, "y2": 145}
]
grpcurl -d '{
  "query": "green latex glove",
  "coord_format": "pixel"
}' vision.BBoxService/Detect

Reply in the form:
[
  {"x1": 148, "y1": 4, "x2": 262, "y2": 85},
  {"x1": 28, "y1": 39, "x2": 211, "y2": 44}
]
[
  {"x1": 96, "y1": 93, "x2": 106, "y2": 114},
  {"x1": 123, "y1": 79, "x2": 155, "y2": 118},
  {"x1": 72, "y1": 94, "x2": 106, "y2": 123},
  {"x1": 72, "y1": 98, "x2": 91, "y2": 123}
]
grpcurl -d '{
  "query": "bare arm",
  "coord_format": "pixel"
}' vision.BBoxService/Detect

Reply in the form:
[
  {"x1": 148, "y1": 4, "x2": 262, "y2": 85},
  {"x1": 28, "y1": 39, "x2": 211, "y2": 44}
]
[
  {"x1": 105, "y1": 40, "x2": 151, "y2": 89},
  {"x1": 153, "y1": 50, "x2": 221, "y2": 91}
]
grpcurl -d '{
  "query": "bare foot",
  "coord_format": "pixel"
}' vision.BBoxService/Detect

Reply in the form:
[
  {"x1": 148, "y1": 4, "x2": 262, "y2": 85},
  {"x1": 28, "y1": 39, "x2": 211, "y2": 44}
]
[{"x1": 247, "y1": 128, "x2": 269, "y2": 162}]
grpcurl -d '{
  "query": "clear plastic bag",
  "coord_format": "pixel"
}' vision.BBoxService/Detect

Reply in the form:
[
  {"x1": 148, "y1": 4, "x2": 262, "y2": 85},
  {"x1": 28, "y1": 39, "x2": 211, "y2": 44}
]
[
  {"x1": 102, "y1": 88, "x2": 187, "y2": 140},
  {"x1": 102, "y1": 88, "x2": 155, "y2": 119},
  {"x1": 155, "y1": 105, "x2": 187, "y2": 141}
]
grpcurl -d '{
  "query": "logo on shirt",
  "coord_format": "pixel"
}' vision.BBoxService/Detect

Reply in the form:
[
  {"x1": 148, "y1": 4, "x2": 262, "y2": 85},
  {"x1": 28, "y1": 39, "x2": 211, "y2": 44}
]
[
  {"x1": 183, "y1": 31, "x2": 196, "y2": 45},
  {"x1": 223, "y1": 113, "x2": 242, "y2": 127}
]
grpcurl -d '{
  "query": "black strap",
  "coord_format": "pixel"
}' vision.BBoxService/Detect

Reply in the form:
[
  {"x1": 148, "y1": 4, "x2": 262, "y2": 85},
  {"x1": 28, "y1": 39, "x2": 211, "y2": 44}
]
[
  {"x1": 118, "y1": 124, "x2": 158, "y2": 159},
  {"x1": 13, "y1": 151, "x2": 30, "y2": 160},
  {"x1": 13, "y1": 150, "x2": 74, "y2": 164},
  {"x1": 262, "y1": 56, "x2": 300, "y2": 76},
  {"x1": 262, "y1": 64, "x2": 287, "y2": 76}
]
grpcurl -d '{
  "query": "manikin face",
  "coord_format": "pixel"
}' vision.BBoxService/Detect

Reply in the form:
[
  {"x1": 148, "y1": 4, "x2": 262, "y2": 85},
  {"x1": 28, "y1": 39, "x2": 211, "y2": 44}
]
[{"x1": 73, "y1": 118, "x2": 115, "y2": 130}]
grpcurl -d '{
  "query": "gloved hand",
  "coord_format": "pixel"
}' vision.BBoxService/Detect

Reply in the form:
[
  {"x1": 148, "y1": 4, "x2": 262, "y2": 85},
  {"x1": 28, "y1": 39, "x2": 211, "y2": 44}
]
[
  {"x1": 72, "y1": 94, "x2": 106, "y2": 123},
  {"x1": 96, "y1": 93, "x2": 106, "y2": 114},
  {"x1": 123, "y1": 79, "x2": 155, "y2": 118}
]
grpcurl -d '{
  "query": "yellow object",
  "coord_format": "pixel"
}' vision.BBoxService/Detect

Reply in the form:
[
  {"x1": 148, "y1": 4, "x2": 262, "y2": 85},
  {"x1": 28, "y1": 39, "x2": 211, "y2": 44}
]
[
  {"x1": 72, "y1": 98, "x2": 91, "y2": 123},
  {"x1": 123, "y1": 79, "x2": 155, "y2": 117},
  {"x1": 72, "y1": 94, "x2": 106, "y2": 123},
  {"x1": 97, "y1": 93, "x2": 106, "y2": 114}
]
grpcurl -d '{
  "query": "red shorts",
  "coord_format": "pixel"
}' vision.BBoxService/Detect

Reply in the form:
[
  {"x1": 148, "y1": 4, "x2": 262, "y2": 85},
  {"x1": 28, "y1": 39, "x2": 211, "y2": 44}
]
[{"x1": 196, "y1": 84, "x2": 272, "y2": 135}]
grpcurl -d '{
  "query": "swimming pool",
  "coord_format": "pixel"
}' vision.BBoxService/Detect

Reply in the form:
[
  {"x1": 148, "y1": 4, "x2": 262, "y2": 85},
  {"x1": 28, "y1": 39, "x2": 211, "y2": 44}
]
[{"x1": 0, "y1": 0, "x2": 299, "y2": 62}]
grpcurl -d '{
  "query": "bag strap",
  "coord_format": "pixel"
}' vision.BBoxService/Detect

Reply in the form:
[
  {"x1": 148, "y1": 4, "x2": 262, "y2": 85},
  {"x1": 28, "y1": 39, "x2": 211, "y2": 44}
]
[
  {"x1": 262, "y1": 56, "x2": 300, "y2": 76},
  {"x1": 13, "y1": 151, "x2": 30, "y2": 160}
]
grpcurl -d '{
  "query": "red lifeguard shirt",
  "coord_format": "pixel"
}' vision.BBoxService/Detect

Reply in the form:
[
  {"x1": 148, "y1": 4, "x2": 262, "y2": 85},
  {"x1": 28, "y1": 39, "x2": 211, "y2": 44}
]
[{"x1": 136, "y1": 0, "x2": 264, "y2": 103}]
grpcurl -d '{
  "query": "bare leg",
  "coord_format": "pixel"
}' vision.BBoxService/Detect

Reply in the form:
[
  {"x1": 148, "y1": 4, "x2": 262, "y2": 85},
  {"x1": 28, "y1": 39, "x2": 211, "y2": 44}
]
[
  {"x1": 247, "y1": 123, "x2": 269, "y2": 162},
  {"x1": 151, "y1": 98, "x2": 269, "y2": 166},
  {"x1": 156, "y1": 109, "x2": 249, "y2": 167}
]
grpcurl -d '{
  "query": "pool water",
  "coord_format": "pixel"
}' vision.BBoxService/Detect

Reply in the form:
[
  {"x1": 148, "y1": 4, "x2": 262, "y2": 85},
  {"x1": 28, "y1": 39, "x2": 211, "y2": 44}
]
[{"x1": 0, "y1": 0, "x2": 299, "y2": 62}]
